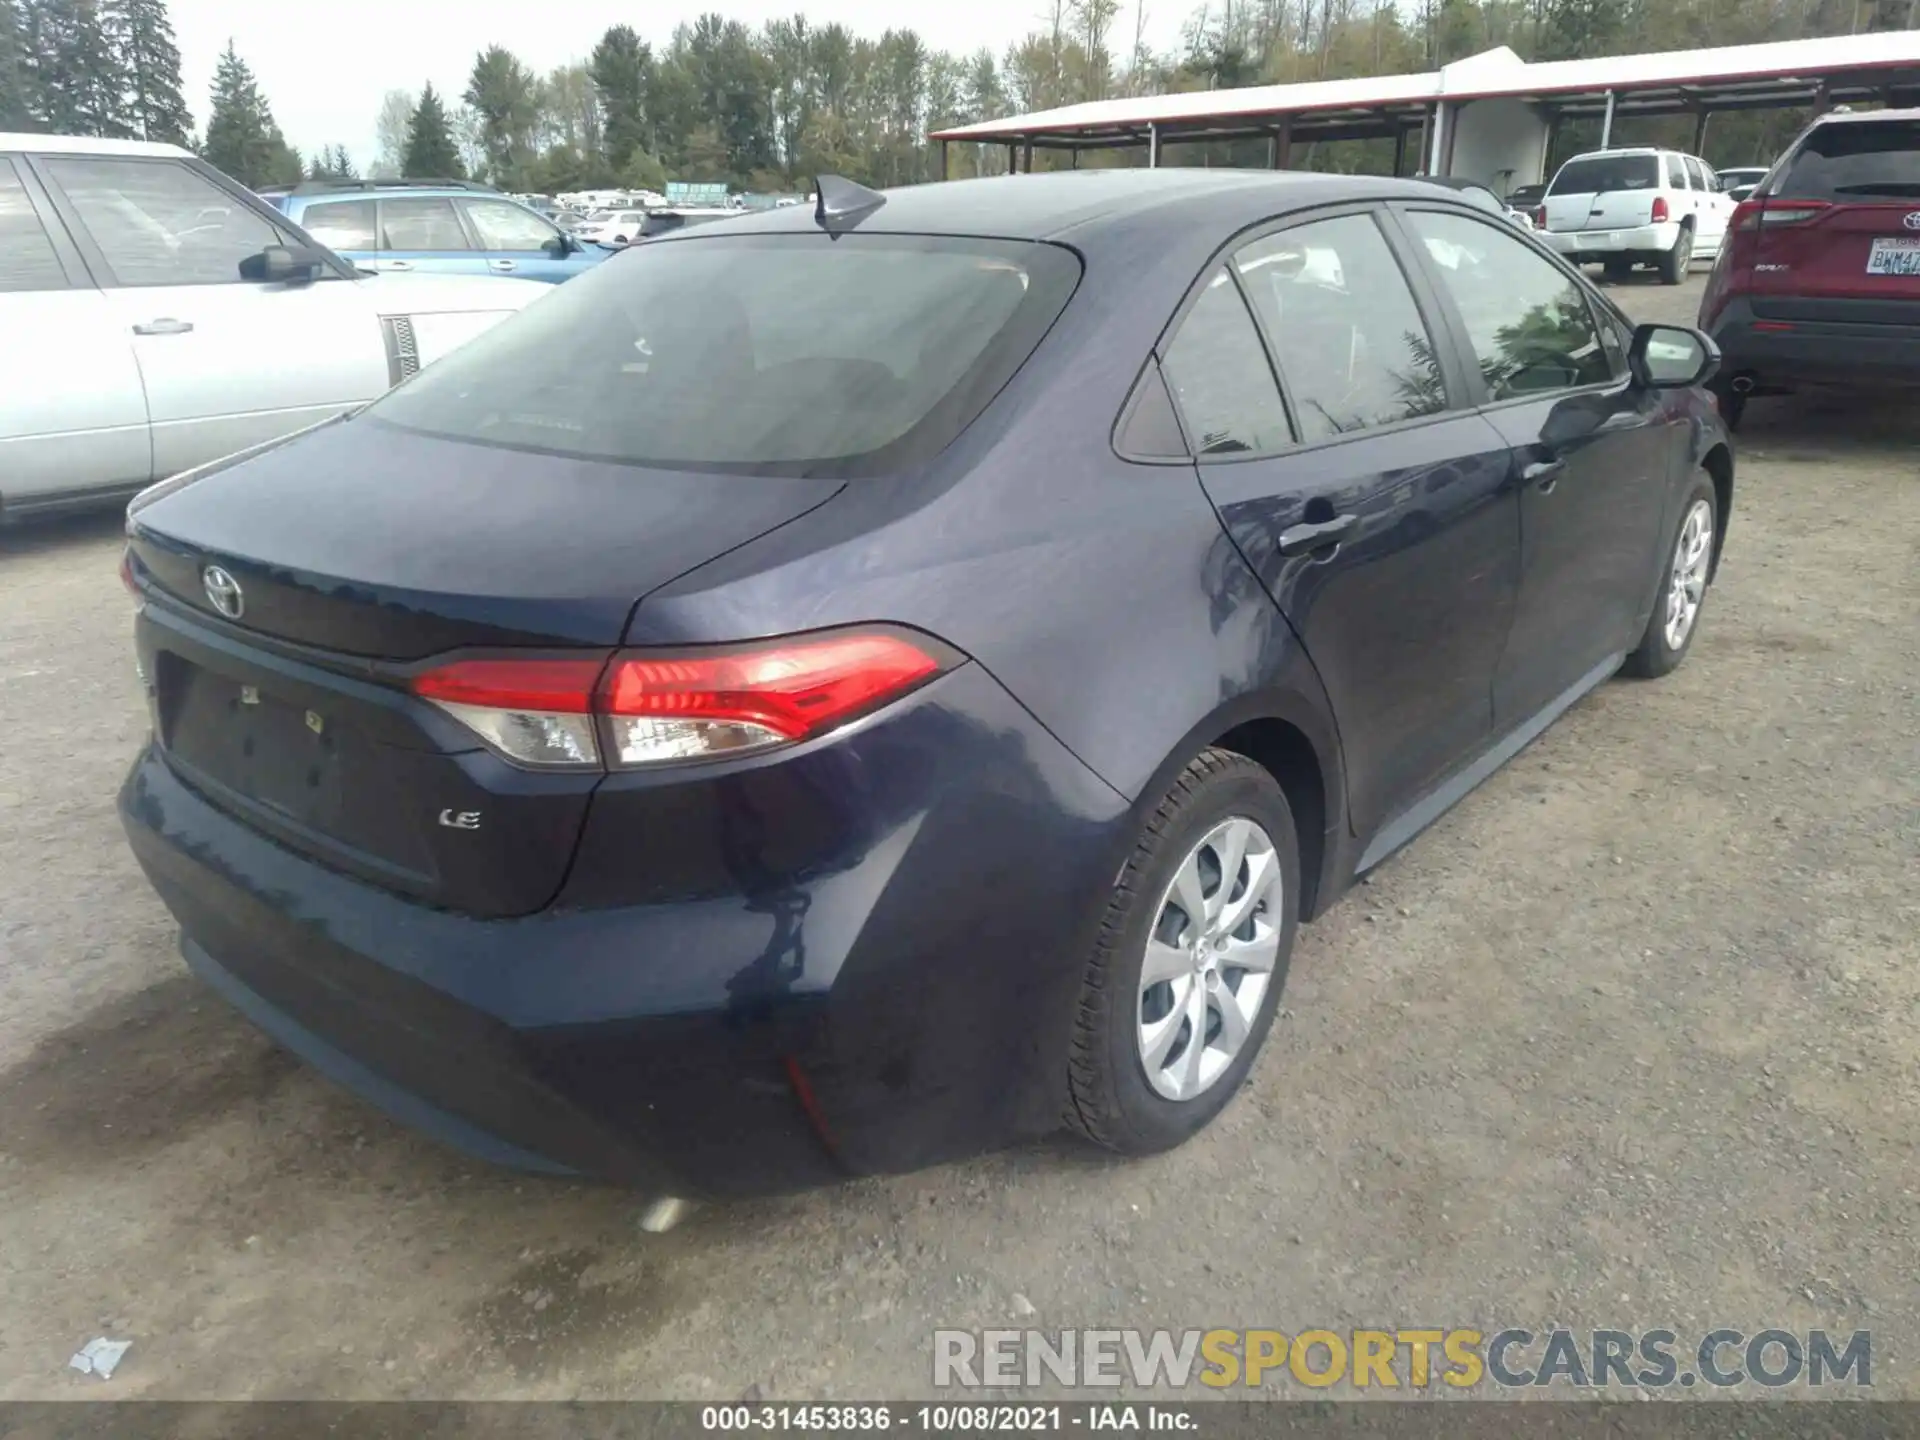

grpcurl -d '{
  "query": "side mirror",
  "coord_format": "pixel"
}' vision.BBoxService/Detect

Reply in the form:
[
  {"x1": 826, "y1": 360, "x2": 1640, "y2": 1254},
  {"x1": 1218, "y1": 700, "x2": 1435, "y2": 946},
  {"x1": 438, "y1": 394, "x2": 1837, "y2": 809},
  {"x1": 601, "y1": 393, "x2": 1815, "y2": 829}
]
[
  {"x1": 241, "y1": 243, "x2": 326, "y2": 285},
  {"x1": 1629, "y1": 323, "x2": 1720, "y2": 389}
]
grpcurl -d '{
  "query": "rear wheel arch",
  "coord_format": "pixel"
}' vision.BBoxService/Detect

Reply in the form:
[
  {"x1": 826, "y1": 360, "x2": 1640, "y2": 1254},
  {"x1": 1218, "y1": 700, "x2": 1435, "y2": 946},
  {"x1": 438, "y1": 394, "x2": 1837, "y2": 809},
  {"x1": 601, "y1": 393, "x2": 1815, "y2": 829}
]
[{"x1": 1124, "y1": 692, "x2": 1345, "y2": 924}]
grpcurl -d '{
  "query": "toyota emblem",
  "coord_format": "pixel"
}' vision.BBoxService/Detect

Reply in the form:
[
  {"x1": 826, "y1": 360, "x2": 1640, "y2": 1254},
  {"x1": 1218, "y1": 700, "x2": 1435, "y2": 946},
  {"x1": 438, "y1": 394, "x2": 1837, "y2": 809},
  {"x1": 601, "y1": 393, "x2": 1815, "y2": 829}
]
[
  {"x1": 202, "y1": 565, "x2": 245, "y2": 620},
  {"x1": 1904, "y1": 212, "x2": 1920, "y2": 231}
]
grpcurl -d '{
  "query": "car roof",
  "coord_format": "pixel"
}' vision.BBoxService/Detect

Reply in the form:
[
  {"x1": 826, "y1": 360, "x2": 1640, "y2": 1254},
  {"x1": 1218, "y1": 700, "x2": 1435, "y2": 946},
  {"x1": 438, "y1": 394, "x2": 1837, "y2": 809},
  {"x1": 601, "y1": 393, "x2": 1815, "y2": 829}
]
[
  {"x1": 1807, "y1": 104, "x2": 1920, "y2": 125},
  {"x1": 1560, "y1": 147, "x2": 1666, "y2": 160},
  {"x1": 0, "y1": 131, "x2": 193, "y2": 159},
  {"x1": 690, "y1": 169, "x2": 1474, "y2": 244}
]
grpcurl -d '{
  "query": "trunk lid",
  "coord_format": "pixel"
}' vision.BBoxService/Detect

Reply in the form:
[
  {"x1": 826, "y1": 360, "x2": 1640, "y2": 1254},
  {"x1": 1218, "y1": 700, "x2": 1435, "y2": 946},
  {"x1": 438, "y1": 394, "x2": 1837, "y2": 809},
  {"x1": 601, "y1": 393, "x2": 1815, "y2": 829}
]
[
  {"x1": 128, "y1": 416, "x2": 843, "y2": 917},
  {"x1": 1751, "y1": 116, "x2": 1920, "y2": 321},
  {"x1": 1545, "y1": 154, "x2": 1662, "y2": 233}
]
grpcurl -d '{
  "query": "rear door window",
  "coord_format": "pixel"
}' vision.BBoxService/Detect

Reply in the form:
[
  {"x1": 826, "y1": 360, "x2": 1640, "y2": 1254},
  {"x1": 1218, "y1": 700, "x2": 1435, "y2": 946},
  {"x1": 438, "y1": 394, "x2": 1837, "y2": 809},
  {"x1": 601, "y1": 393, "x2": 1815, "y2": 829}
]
[
  {"x1": 299, "y1": 199, "x2": 376, "y2": 251},
  {"x1": 1160, "y1": 268, "x2": 1292, "y2": 456},
  {"x1": 379, "y1": 197, "x2": 471, "y2": 251},
  {"x1": 1550, "y1": 156, "x2": 1660, "y2": 195},
  {"x1": 0, "y1": 159, "x2": 70, "y2": 292},
  {"x1": 1776, "y1": 118, "x2": 1920, "y2": 201},
  {"x1": 369, "y1": 232, "x2": 1081, "y2": 476},
  {"x1": 1234, "y1": 212, "x2": 1448, "y2": 441}
]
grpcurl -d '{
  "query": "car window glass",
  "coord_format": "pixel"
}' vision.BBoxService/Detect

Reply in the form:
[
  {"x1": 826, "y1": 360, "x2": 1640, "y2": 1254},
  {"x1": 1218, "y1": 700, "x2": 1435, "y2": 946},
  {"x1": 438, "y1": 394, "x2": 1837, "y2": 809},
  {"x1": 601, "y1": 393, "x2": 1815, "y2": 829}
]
[
  {"x1": 380, "y1": 197, "x2": 470, "y2": 251},
  {"x1": 1159, "y1": 268, "x2": 1292, "y2": 456},
  {"x1": 466, "y1": 199, "x2": 558, "y2": 250},
  {"x1": 1666, "y1": 155, "x2": 1688, "y2": 189},
  {"x1": 299, "y1": 199, "x2": 376, "y2": 251},
  {"x1": 370, "y1": 233, "x2": 1080, "y2": 476},
  {"x1": 1686, "y1": 158, "x2": 1712, "y2": 191},
  {"x1": 0, "y1": 160, "x2": 69, "y2": 292},
  {"x1": 1550, "y1": 156, "x2": 1659, "y2": 194},
  {"x1": 1407, "y1": 209, "x2": 1613, "y2": 400},
  {"x1": 1776, "y1": 118, "x2": 1920, "y2": 201},
  {"x1": 1117, "y1": 364, "x2": 1188, "y2": 458},
  {"x1": 43, "y1": 157, "x2": 283, "y2": 286},
  {"x1": 1234, "y1": 214, "x2": 1447, "y2": 442}
]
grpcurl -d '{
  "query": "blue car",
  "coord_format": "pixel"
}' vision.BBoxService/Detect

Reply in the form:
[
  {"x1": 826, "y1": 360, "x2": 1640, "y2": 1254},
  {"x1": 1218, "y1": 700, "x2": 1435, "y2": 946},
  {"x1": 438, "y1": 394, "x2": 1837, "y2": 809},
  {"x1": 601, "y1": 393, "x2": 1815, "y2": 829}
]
[
  {"x1": 261, "y1": 178, "x2": 610, "y2": 284},
  {"x1": 120, "y1": 172, "x2": 1732, "y2": 1206}
]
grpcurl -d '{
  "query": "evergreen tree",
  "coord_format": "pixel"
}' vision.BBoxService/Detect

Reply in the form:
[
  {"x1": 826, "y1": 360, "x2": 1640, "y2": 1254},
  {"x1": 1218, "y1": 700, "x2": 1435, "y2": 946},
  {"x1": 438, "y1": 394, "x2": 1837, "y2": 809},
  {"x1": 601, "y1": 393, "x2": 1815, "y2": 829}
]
[
  {"x1": 307, "y1": 142, "x2": 357, "y2": 180},
  {"x1": 402, "y1": 82, "x2": 464, "y2": 177},
  {"x1": 202, "y1": 41, "x2": 296, "y2": 186},
  {"x1": 102, "y1": 0, "x2": 189, "y2": 143},
  {"x1": 19, "y1": 0, "x2": 127, "y2": 136},
  {"x1": 465, "y1": 44, "x2": 539, "y2": 182},
  {"x1": 1, "y1": 0, "x2": 34, "y2": 129},
  {"x1": 590, "y1": 24, "x2": 652, "y2": 171}
]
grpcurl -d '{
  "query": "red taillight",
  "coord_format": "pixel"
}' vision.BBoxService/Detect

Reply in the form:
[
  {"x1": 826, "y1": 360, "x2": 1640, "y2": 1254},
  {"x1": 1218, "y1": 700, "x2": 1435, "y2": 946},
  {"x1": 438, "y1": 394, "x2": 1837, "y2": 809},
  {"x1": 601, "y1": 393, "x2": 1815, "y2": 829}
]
[
  {"x1": 600, "y1": 632, "x2": 942, "y2": 766},
  {"x1": 119, "y1": 547, "x2": 138, "y2": 600},
  {"x1": 1651, "y1": 195, "x2": 1670, "y2": 224},
  {"x1": 1735, "y1": 198, "x2": 1829, "y2": 230},
  {"x1": 1531, "y1": 205, "x2": 1547, "y2": 228},
  {"x1": 409, "y1": 630, "x2": 947, "y2": 771},
  {"x1": 412, "y1": 657, "x2": 605, "y2": 713}
]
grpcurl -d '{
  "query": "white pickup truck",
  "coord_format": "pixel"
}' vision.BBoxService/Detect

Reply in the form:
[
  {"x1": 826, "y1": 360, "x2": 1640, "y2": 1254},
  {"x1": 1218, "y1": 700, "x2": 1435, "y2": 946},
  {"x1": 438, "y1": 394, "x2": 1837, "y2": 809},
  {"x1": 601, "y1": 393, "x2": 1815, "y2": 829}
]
[{"x1": 1536, "y1": 147, "x2": 1737, "y2": 285}]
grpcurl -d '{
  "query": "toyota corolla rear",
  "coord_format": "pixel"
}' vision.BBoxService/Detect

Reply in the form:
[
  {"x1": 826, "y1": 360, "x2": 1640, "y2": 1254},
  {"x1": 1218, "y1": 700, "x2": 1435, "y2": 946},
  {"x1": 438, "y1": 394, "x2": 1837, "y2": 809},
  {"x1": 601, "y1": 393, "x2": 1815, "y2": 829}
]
[
  {"x1": 1702, "y1": 110, "x2": 1920, "y2": 395},
  {"x1": 118, "y1": 220, "x2": 1125, "y2": 1198}
]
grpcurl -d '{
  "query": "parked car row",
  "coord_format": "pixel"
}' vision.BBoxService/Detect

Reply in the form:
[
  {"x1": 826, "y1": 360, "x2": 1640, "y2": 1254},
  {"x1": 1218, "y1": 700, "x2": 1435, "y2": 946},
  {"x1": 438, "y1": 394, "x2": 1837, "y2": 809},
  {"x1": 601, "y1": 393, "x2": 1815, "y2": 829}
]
[{"x1": 0, "y1": 136, "x2": 549, "y2": 522}]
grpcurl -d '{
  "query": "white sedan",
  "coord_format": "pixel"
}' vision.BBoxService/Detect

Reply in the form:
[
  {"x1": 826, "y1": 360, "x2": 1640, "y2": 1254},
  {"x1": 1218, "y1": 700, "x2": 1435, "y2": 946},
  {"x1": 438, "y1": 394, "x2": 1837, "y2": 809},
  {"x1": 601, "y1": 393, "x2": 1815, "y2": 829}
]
[{"x1": 0, "y1": 134, "x2": 548, "y2": 522}]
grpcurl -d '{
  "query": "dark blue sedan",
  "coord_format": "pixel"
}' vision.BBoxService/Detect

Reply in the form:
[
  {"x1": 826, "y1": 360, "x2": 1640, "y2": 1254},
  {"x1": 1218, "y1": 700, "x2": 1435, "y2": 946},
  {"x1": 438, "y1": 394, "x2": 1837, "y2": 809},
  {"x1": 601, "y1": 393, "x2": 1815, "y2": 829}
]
[{"x1": 118, "y1": 170, "x2": 1733, "y2": 1211}]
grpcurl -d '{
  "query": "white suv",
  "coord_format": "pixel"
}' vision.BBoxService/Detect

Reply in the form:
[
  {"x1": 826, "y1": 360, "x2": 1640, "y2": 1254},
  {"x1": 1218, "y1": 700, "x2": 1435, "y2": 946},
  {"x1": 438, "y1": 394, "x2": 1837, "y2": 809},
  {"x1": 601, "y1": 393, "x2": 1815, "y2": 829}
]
[
  {"x1": 0, "y1": 134, "x2": 548, "y2": 522},
  {"x1": 1536, "y1": 147, "x2": 1736, "y2": 285}
]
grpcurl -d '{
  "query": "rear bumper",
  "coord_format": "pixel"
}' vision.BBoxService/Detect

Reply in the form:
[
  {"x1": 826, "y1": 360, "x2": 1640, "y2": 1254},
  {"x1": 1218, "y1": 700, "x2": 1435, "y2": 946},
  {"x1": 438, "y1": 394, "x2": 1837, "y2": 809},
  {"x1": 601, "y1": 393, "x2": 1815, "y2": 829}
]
[
  {"x1": 119, "y1": 662, "x2": 1130, "y2": 1196},
  {"x1": 1706, "y1": 297, "x2": 1920, "y2": 390},
  {"x1": 1540, "y1": 221, "x2": 1684, "y2": 261}
]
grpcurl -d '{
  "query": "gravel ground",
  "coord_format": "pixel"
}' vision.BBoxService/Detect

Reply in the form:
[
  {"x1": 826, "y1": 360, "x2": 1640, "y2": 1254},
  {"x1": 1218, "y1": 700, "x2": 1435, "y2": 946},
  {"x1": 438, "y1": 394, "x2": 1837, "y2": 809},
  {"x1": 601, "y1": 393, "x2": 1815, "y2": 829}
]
[{"x1": 1, "y1": 275, "x2": 1915, "y2": 1401}]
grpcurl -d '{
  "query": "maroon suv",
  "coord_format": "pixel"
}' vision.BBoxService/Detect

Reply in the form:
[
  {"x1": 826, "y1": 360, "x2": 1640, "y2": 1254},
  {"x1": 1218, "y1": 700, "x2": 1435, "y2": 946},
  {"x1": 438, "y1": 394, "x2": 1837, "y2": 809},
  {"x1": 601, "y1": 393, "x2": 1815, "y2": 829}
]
[{"x1": 1701, "y1": 107, "x2": 1920, "y2": 426}]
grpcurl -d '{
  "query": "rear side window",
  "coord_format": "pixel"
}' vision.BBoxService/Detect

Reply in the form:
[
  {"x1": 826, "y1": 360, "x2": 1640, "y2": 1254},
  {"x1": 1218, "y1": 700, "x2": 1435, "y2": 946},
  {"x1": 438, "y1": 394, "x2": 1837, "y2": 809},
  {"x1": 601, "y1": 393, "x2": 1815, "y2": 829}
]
[
  {"x1": 381, "y1": 197, "x2": 470, "y2": 250},
  {"x1": 1666, "y1": 155, "x2": 1688, "y2": 189},
  {"x1": 1685, "y1": 157, "x2": 1712, "y2": 191},
  {"x1": 1550, "y1": 156, "x2": 1660, "y2": 195},
  {"x1": 1777, "y1": 119, "x2": 1920, "y2": 201},
  {"x1": 299, "y1": 199, "x2": 376, "y2": 251},
  {"x1": 1235, "y1": 213, "x2": 1448, "y2": 441},
  {"x1": 44, "y1": 156, "x2": 285, "y2": 286},
  {"x1": 1160, "y1": 269, "x2": 1292, "y2": 456},
  {"x1": 370, "y1": 232, "x2": 1080, "y2": 476},
  {"x1": 0, "y1": 159, "x2": 69, "y2": 292}
]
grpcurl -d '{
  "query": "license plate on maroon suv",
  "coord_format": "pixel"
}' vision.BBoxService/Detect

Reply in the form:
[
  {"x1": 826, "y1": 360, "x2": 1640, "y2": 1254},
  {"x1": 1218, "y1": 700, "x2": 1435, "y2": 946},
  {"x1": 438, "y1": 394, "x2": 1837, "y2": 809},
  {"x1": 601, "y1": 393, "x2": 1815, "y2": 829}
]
[{"x1": 1866, "y1": 237, "x2": 1920, "y2": 275}]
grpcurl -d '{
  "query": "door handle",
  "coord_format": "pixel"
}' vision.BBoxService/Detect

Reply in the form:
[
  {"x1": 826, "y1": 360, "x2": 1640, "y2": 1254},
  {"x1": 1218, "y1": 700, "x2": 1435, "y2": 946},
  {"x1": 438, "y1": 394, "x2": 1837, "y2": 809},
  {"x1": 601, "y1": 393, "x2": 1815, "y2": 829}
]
[
  {"x1": 132, "y1": 318, "x2": 193, "y2": 336},
  {"x1": 1277, "y1": 512, "x2": 1358, "y2": 557},
  {"x1": 490, "y1": 259, "x2": 517, "y2": 271},
  {"x1": 378, "y1": 260, "x2": 414, "y2": 271},
  {"x1": 1522, "y1": 457, "x2": 1567, "y2": 493}
]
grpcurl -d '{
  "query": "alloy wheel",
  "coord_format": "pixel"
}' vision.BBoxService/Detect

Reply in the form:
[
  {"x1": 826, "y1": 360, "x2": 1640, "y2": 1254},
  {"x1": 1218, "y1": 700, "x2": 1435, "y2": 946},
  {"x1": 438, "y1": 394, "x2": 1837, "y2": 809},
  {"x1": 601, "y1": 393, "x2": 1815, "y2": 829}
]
[
  {"x1": 1664, "y1": 497, "x2": 1712, "y2": 651},
  {"x1": 1136, "y1": 816, "x2": 1283, "y2": 1102}
]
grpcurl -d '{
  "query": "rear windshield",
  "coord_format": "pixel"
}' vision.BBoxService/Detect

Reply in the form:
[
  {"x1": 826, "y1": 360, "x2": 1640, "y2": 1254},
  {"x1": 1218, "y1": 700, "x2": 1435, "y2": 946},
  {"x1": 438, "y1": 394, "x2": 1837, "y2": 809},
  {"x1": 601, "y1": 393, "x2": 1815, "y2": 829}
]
[
  {"x1": 1549, "y1": 156, "x2": 1660, "y2": 195},
  {"x1": 369, "y1": 232, "x2": 1081, "y2": 476},
  {"x1": 1776, "y1": 119, "x2": 1920, "y2": 200}
]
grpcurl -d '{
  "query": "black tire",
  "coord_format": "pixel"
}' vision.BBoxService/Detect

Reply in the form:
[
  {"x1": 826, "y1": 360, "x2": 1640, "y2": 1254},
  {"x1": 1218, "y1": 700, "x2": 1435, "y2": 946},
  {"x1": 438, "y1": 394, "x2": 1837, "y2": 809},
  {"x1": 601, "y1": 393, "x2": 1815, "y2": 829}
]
[
  {"x1": 1623, "y1": 472, "x2": 1717, "y2": 679},
  {"x1": 1602, "y1": 257, "x2": 1633, "y2": 284},
  {"x1": 1065, "y1": 748, "x2": 1300, "y2": 1155},
  {"x1": 1657, "y1": 225, "x2": 1693, "y2": 285}
]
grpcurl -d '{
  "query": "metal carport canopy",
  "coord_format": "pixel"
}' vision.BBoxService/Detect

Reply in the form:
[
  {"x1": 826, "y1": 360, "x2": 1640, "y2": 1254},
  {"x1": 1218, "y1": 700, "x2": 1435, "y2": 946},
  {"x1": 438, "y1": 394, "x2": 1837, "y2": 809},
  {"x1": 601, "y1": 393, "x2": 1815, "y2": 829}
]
[{"x1": 929, "y1": 30, "x2": 1920, "y2": 154}]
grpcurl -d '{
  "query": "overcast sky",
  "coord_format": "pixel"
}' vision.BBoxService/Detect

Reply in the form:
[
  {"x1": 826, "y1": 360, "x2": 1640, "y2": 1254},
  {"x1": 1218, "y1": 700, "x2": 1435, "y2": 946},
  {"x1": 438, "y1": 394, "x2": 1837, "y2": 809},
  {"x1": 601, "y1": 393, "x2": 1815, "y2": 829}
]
[{"x1": 171, "y1": 0, "x2": 1188, "y2": 170}]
